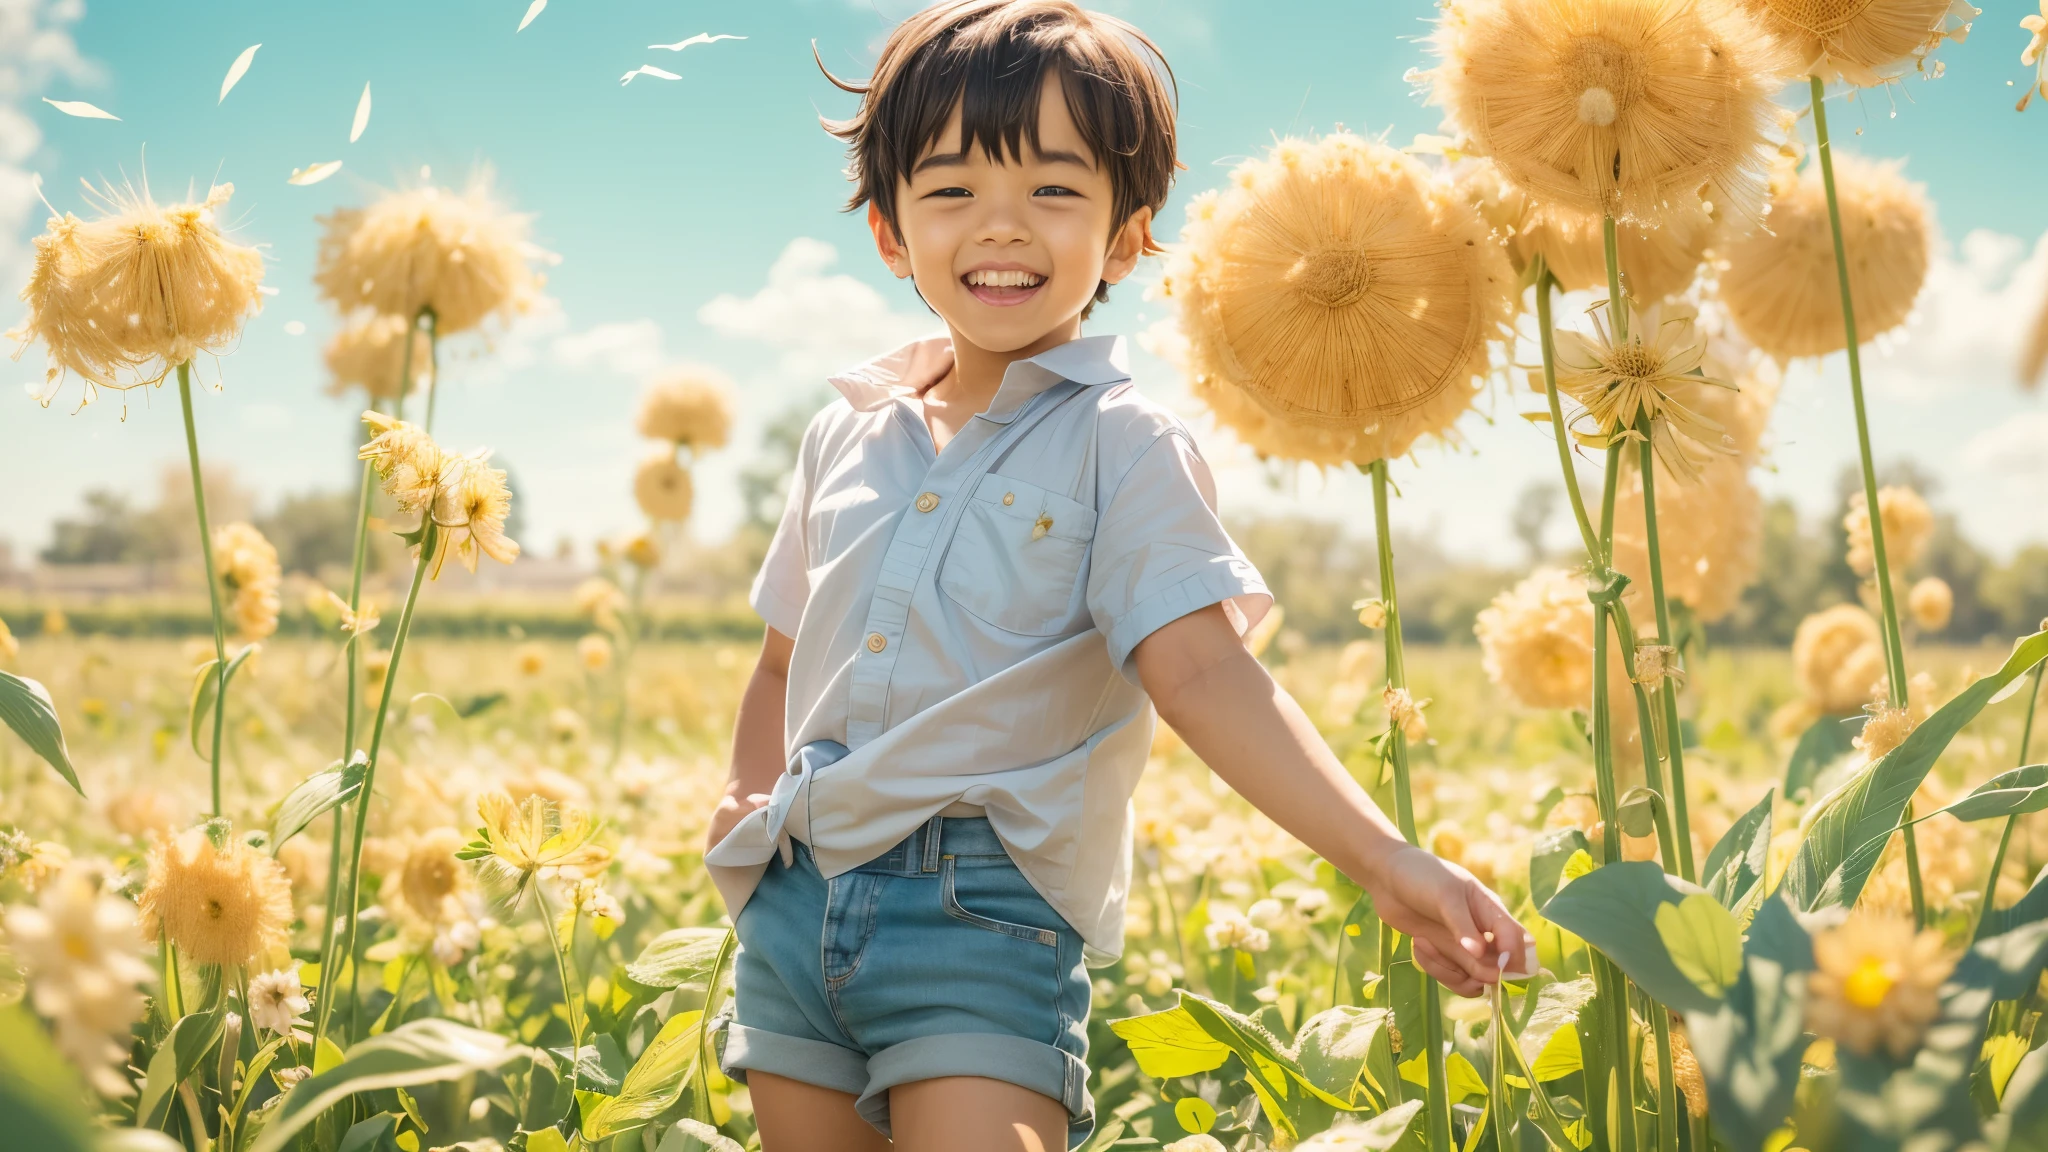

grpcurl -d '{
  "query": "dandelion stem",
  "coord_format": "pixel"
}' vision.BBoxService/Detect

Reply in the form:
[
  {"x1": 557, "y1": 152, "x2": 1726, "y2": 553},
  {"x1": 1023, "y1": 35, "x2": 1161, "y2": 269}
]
[
  {"x1": 1651, "y1": 1010, "x2": 1680, "y2": 1152},
  {"x1": 335, "y1": 519, "x2": 438, "y2": 1023},
  {"x1": 1975, "y1": 660, "x2": 2045, "y2": 941},
  {"x1": 1602, "y1": 214, "x2": 1627, "y2": 342},
  {"x1": 1809, "y1": 74, "x2": 1908, "y2": 708},
  {"x1": 1488, "y1": 982, "x2": 1515, "y2": 1151},
  {"x1": 534, "y1": 880, "x2": 584, "y2": 1092},
  {"x1": 1534, "y1": 262, "x2": 1601, "y2": 561},
  {"x1": 1633, "y1": 414, "x2": 1696, "y2": 882},
  {"x1": 1368, "y1": 458, "x2": 1450, "y2": 1152},
  {"x1": 420, "y1": 309, "x2": 441, "y2": 434},
  {"x1": 177, "y1": 362, "x2": 231, "y2": 818},
  {"x1": 1593, "y1": 441, "x2": 1641, "y2": 1152}
]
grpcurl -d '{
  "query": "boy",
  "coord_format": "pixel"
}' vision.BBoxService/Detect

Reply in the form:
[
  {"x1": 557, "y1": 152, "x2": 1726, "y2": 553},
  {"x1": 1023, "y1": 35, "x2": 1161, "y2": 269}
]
[{"x1": 704, "y1": 3, "x2": 1532, "y2": 1149}]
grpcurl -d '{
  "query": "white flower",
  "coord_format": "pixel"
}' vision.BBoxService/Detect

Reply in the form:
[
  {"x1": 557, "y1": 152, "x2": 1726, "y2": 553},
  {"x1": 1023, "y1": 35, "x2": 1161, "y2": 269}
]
[
  {"x1": 1294, "y1": 888, "x2": 1332, "y2": 918},
  {"x1": 247, "y1": 967, "x2": 312, "y2": 1042},
  {"x1": 3, "y1": 865, "x2": 153, "y2": 1096},
  {"x1": 1246, "y1": 897, "x2": 1285, "y2": 927},
  {"x1": 1203, "y1": 904, "x2": 1271, "y2": 953},
  {"x1": 431, "y1": 919, "x2": 482, "y2": 967}
]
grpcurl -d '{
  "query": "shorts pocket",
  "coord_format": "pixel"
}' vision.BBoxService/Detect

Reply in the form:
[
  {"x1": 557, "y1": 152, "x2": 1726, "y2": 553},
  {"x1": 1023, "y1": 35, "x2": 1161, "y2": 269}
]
[
  {"x1": 940, "y1": 855, "x2": 1062, "y2": 947},
  {"x1": 937, "y1": 475, "x2": 1096, "y2": 637}
]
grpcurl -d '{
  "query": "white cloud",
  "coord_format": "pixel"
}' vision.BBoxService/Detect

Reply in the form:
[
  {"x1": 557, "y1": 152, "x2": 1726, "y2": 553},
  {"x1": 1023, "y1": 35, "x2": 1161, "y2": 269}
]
[
  {"x1": 1864, "y1": 228, "x2": 2048, "y2": 401},
  {"x1": 550, "y1": 318, "x2": 666, "y2": 377},
  {"x1": 697, "y1": 237, "x2": 933, "y2": 381},
  {"x1": 1966, "y1": 410, "x2": 2048, "y2": 482}
]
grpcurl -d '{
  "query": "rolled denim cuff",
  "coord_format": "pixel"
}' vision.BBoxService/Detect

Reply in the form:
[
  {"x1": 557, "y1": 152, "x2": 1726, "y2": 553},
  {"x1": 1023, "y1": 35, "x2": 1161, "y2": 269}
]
[
  {"x1": 718, "y1": 1021, "x2": 868, "y2": 1097},
  {"x1": 855, "y1": 1032, "x2": 1095, "y2": 1149}
]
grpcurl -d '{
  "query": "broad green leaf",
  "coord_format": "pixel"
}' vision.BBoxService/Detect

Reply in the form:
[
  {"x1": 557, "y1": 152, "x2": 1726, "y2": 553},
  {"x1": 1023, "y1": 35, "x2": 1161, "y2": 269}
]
[
  {"x1": 1337, "y1": 890, "x2": 1381, "y2": 1006},
  {"x1": 1293, "y1": 1099, "x2": 1424, "y2": 1149},
  {"x1": 1682, "y1": 896, "x2": 1815, "y2": 1152},
  {"x1": 1783, "y1": 714, "x2": 1857, "y2": 801},
  {"x1": 0, "y1": 1006, "x2": 95, "y2": 1152},
  {"x1": 1399, "y1": 1050, "x2": 1488, "y2": 1106},
  {"x1": 270, "y1": 752, "x2": 368, "y2": 853},
  {"x1": 1990, "y1": 1047, "x2": 2048, "y2": 1151},
  {"x1": 1701, "y1": 789, "x2": 1773, "y2": 917},
  {"x1": 337, "y1": 1114, "x2": 398, "y2": 1152},
  {"x1": 626, "y1": 927, "x2": 732, "y2": 990},
  {"x1": 97, "y1": 1133, "x2": 185, "y2": 1152},
  {"x1": 314, "y1": 1035, "x2": 346, "y2": 1074},
  {"x1": 0, "y1": 670, "x2": 80, "y2": 794},
  {"x1": 1934, "y1": 764, "x2": 2048, "y2": 823},
  {"x1": 1174, "y1": 1096, "x2": 1217, "y2": 1134},
  {"x1": 189, "y1": 644, "x2": 259, "y2": 759},
  {"x1": 136, "y1": 1010, "x2": 226, "y2": 1129},
  {"x1": 1655, "y1": 893, "x2": 1743, "y2": 1001},
  {"x1": 1786, "y1": 630, "x2": 2048, "y2": 912},
  {"x1": 656, "y1": 1119, "x2": 743, "y2": 1152},
  {"x1": 1530, "y1": 827, "x2": 1591, "y2": 909},
  {"x1": 1544, "y1": 861, "x2": 1728, "y2": 1014},
  {"x1": 523, "y1": 1130, "x2": 571, "y2": 1152},
  {"x1": 251, "y1": 1019, "x2": 535, "y2": 1152},
  {"x1": 1291, "y1": 1006, "x2": 1390, "y2": 1105},
  {"x1": 1981, "y1": 862, "x2": 2048, "y2": 941},
  {"x1": 581, "y1": 1010, "x2": 705, "y2": 1140},
  {"x1": 1521, "y1": 977, "x2": 1596, "y2": 1081},
  {"x1": 1985, "y1": 1033, "x2": 2029, "y2": 1102},
  {"x1": 1108, "y1": 1005, "x2": 1230, "y2": 1079}
]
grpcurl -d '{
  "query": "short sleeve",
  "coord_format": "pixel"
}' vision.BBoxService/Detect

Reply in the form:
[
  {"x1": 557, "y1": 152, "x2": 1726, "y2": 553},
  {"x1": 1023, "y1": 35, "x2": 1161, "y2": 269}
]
[
  {"x1": 748, "y1": 428, "x2": 814, "y2": 638},
  {"x1": 1086, "y1": 430, "x2": 1271, "y2": 679}
]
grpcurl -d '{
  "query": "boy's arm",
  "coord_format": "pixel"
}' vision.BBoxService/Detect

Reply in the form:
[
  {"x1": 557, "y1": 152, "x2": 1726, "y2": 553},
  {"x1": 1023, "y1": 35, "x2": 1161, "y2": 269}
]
[
  {"x1": 706, "y1": 626, "x2": 795, "y2": 853},
  {"x1": 1133, "y1": 603, "x2": 1533, "y2": 995}
]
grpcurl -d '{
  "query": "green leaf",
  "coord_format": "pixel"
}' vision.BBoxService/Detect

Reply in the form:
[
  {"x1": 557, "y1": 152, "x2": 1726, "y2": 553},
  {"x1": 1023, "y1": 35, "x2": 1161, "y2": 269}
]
[
  {"x1": 314, "y1": 1035, "x2": 347, "y2": 1074},
  {"x1": 1655, "y1": 893, "x2": 1743, "y2": 1001},
  {"x1": 1990, "y1": 1046, "x2": 2048, "y2": 1151},
  {"x1": 1783, "y1": 714, "x2": 1858, "y2": 801},
  {"x1": 270, "y1": 751, "x2": 369, "y2": 853},
  {"x1": 1530, "y1": 827, "x2": 1591, "y2": 909},
  {"x1": 1296, "y1": 1099, "x2": 1424, "y2": 1149},
  {"x1": 1521, "y1": 977, "x2": 1596, "y2": 1081},
  {"x1": 1542, "y1": 861, "x2": 1727, "y2": 1014},
  {"x1": 0, "y1": 1006, "x2": 95, "y2": 1152},
  {"x1": 1981, "y1": 863, "x2": 2048, "y2": 941},
  {"x1": 522, "y1": 1129, "x2": 571, "y2": 1152},
  {"x1": 1786, "y1": 630, "x2": 2048, "y2": 912},
  {"x1": 188, "y1": 643, "x2": 259, "y2": 759},
  {"x1": 625, "y1": 928, "x2": 732, "y2": 991},
  {"x1": 1174, "y1": 1096, "x2": 1217, "y2": 1134},
  {"x1": 251, "y1": 1019, "x2": 535, "y2": 1152},
  {"x1": 1934, "y1": 764, "x2": 2048, "y2": 823},
  {"x1": 0, "y1": 670, "x2": 81, "y2": 795},
  {"x1": 136, "y1": 1009, "x2": 227, "y2": 1130},
  {"x1": 1702, "y1": 788, "x2": 1773, "y2": 920},
  {"x1": 337, "y1": 1114, "x2": 399, "y2": 1152},
  {"x1": 1617, "y1": 790, "x2": 1658, "y2": 838},
  {"x1": 581, "y1": 1010, "x2": 705, "y2": 1140},
  {"x1": 1291, "y1": 1006, "x2": 1390, "y2": 1106},
  {"x1": 1337, "y1": 890, "x2": 1381, "y2": 1005},
  {"x1": 1682, "y1": 895, "x2": 1814, "y2": 1152},
  {"x1": 1108, "y1": 1004, "x2": 1231, "y2": 1079},
  {"x1": 656, "y1": 1119, "x2": 744, "y2": 1152},
  {"x1": 1398, "y1": 1050, "x2": 1488, "y2": 1106}
]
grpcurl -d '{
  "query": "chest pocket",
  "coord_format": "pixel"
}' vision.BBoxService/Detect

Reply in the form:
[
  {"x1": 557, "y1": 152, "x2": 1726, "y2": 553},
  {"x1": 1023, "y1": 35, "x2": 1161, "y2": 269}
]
[{"x1": 939, "y1": 473, "x2": 1098, "y2": 637}]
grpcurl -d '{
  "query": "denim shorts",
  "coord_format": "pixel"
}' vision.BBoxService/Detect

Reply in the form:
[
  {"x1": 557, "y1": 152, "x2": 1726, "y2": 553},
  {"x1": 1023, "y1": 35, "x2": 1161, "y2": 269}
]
[{"x1": 716, "y1": 814, "x2": 1094, "y2": 1148}]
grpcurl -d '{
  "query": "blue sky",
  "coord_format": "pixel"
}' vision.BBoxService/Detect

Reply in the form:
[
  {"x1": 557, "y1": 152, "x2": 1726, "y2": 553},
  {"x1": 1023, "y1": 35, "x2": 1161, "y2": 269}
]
[{"x1": 3, "y1": 0, "x2": 2046, "y2": 567}]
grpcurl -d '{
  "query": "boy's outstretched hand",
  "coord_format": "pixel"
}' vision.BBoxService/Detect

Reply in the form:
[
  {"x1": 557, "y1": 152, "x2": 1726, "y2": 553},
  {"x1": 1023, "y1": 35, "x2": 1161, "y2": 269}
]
[
  {"x1": 1136, "y1": 604, "x2": 1534, "y2": 995},
  {"x1": 1373, "y1": 845, "x2": 1534, "y2": 995}
]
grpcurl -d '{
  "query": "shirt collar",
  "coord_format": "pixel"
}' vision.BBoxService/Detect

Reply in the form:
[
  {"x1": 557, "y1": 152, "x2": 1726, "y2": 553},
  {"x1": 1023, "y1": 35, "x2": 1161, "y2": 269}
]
[{"x1": 826, "y1": 334, "x2": 1132, "y2": 423}]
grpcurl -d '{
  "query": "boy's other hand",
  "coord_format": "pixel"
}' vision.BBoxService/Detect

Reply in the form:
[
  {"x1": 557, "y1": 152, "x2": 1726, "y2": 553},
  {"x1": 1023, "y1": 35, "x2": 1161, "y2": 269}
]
[
  {"x1": 1374, "y1": 846, "x2": 1535, "y2": 997},
  {"x1": 706, "y1": 790, "x2": 771, "y2": 855}
]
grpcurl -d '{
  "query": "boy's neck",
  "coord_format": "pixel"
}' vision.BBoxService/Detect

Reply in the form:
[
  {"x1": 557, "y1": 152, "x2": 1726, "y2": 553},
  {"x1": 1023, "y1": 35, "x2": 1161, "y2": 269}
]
[{"x1": 933, "y1": 316, "x2": 1085, "y2": 410}]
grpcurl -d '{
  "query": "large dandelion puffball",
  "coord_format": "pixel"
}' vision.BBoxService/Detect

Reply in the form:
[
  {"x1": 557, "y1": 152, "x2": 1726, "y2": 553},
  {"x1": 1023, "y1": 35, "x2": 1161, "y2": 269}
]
[
  {"x1": 1718, "y1": 154, "x2": 1931, "y2": 361},
  {"x1": 10, "y1": 184, "x2": 265, "y2": 399},
  {"x1": 636, "y1": 365, "x2": 735, "y2": 450},
  {"x1": 324, "y1": 313, "x2": 432, "y2": 401},
  {"x1": 1793, "y1": 603, "x2": 1887, "y2": 714},
  {"x1": 1742, "y1": 0, "x2": 1975, "y2": 87},
  {"x1": 1610, "y1": 454, "x2": 1763, "y2": 623},
  {"x1": 1844, "y1": 485, "x2": 1934, "y2": 578},
  {"x1": 633, "y1": 452, "x2": 694, "y2": 522},
  {"x1": 1475, "y1": 567, "x2": 1635, "y2": 724},
  {"x1": 1459, "y1": 161, "x2": 1713, "y2": 302},
  {"x1": 1429, "y1": 0, "x2": 1791, "y2": 228},
  {"x1": 1158, "y1": 134, "x2": 1514, "y2": 466},
  {"x1": 315, "y1": 180, "x2": 549, "y2": 336}
]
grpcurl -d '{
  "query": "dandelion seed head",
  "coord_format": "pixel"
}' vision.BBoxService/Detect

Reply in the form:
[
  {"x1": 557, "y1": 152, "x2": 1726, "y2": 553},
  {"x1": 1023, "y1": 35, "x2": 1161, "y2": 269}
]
[{"x1": 137, "y1": 826, "x2": 292, "y2": 969}]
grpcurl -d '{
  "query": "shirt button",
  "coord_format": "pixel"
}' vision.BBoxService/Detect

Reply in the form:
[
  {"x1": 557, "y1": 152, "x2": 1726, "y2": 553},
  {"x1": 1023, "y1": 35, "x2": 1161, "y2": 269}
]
[
  {"x1": 916, "y1": 491, "x2": 940, "y2": 513},
  {"x1": 866, "y1": 632, "x2": 887, "y2": 653},
  {"x1": 1002, "y1": 492, "x2": 1015, "y2": 506}
]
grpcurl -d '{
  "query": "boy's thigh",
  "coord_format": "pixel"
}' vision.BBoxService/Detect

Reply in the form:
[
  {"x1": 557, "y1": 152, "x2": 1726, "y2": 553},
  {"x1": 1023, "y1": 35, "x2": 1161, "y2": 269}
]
[
  {"x1": 888, "y1": 1075, "x2": 1069, "y2": 1152},
  {"x1": 749, "y1": 1071, "x2": 892, "y2": 1152}
]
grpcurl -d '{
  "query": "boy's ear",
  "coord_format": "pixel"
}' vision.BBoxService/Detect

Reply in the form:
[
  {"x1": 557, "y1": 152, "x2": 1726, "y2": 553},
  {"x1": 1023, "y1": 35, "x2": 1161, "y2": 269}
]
[
  {"x1": 869, "y1": 202, "x2": 913, "y2": 280},
  {"x1": 1101, "y1": 206, "x2": 1155, "y2": 288}
]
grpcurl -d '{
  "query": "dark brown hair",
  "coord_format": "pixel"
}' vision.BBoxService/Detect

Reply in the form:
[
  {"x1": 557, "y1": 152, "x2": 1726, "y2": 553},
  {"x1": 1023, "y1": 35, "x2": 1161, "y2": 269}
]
[{"x1": 818, "y1": 0, "x2": 1178, "y2": 306}]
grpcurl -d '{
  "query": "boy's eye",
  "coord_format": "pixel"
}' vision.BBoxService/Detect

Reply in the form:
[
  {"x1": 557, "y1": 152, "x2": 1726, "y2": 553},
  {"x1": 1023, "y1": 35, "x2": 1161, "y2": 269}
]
[
  {"x1": 926, "y1": 186, "x2": 973, "y2": 198},
  {"x1": 1033, "y1": 185, "x2": 1080, "y2": 197}
]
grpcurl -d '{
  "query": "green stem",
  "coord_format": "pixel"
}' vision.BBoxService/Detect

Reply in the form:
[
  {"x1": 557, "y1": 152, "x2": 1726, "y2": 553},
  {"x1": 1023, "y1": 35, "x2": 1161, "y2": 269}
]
[
  {"x1": 695, "y1": 930, "x2": 738, "y2": 1120},
  {"x1": 1595, "y1": 443, "x2": 1641, "y2": 1152},
  {"x1": 1976, "y1": 661, "x2": 2046, "y2": 941},
  {"x1": 1534, "y1": 262, "x2": 1601, "y2": 561},
  {"x1": 335, "y1": 519, "x2": 438, "y2": 1019},
  {"x1": 1651, "y1": 1011, "x2": 1679, "y2": 1152},
  {"x1": 419, "y1": 310, "x2": 441, "y2": 433},
  {"x1": 1633, "y1": 416, "x2": 1695, "y2": 882},
  {"x1": 1488, "y1": 984, "x2": 1515, "y2": 1152},
  {"x1": 1903, "y1": 802, "x2": 1928, "y2": 929},
  {"x1": 535, "y1": 880, "x2": 584, "y2": 1093},
  {"x1": 1602, "y1": 213, "x2": 1627, "y2": 341},
  {"x1": 1809, "y1": 74, "x2": 1908, "y2": 707},
  {"x1": 1368, "y1": 459, "x2": 1450, "y2": 1152},
  {"x1": 177, "y1": 362, "x2": 231, "y2": 818}
]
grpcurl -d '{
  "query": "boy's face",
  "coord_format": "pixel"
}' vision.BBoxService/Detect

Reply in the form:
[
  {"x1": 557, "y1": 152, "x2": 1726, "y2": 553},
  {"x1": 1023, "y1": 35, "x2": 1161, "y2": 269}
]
[{"x1": 871, "y1": 73, "x2": 1151, "y2": 355}]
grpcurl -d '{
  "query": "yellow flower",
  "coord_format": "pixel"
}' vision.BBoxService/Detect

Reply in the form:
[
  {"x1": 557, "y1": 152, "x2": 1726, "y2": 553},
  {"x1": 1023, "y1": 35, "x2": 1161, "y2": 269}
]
[
  {"x1": 1552, "y1": 303, "x2": 1736, "y2": 480},
  {"x1": 464, "y1": 792, "x2": 611, "y2": 899},
  {"x1": 1457, "y1": 160, "x2": 1714, "y2": 303},
  {"x1": 359, "y1": 410, "x2": 449, "y2": 516},
  {"x1": 515, "y1": 642, "x2": 546, "y2": 676},
  {"x1": 620, "y1": 532, "x2": 660, "y2": 570},
  {"x1": 1157, "y1": 133, "x2": 1513, "y2": 466},
  {"x1": 321, "y1": 588, "x2": 382, "y2": 637},
  {"x1": 9, "y1": 183, "x2": 265, "y2": 405},
  {"x1": 365, "y1": 648, "x2": 392, "y2": 687},
  {"x1": 1806, "y1": 908, "x2": 1954, "y2": 1058},
  {"x1": 323, "y1": 312, "x2": 431, "y2": 401},
  {"x1": 2024, "y1": 3, "x2": 2048, "y2": 110},
  {"x1": 399, "y1": 827, "x2": 471, "y2": 927},
  {"x1": 1609, "y1": 453, "x2": 1764, "y2": 623},
  {"x1": 1426, "y1": 821, "x2": 1468, "y2": 865},
  {"x1": 0, "y1": 616, "x2": 16, "y2": 663},
  {"x1": 3, "y1": 865, "x2": 153, "y2": 1096},
  {"x1": 574, "y1": 578, "x2": 626, "y2": 633},
  {"x1": 314, "y1": 179, "x2": 549, "y2": 335},
  {"x1": 636, "y1": 365, "x2": 735, "y2": 450},
  {"x1": 1792, "y1": 605, "x2": 1887, "y2": 715},
  {"x1": 1477, "y1": 568, "x2": 1602, "y2": 710},
  {"x1": 1719, "y1": 153, "x2": 1931, "y2": 362},
  {"x1": 1383, "y1": 686, "x2": 1431, "y2": 742},
  {"x1": 578, "y1": 633, "x2": 614, "y2": 672},
  {"x1": 1853, "y1": 702, "x2": 1916, "y2": 760},
  {"x1": 214, "y1": 522, "x2": 281, "y2": 641},
  {"x1": 1427, "y1": 0, "x2": 1791, "y2": 228},
  {"x1": 137, "y1": 826, "x2": 294, "y2": 969},
  {"x1": 1908, "y1": 576, "x2": 1953, "y2": 632},
  {"x1": 1744, "y1": 0, "x2": 1977, "y2": 88},
  {"x1": 1844, "y1": 485, "x2": 1934, "y2": 579},
  {"x1": 433, "y1": 452, "x2": 522, "y2": 576},
  {"x1": 634, "y1": 451, "x2": 694, "y2": 522}
]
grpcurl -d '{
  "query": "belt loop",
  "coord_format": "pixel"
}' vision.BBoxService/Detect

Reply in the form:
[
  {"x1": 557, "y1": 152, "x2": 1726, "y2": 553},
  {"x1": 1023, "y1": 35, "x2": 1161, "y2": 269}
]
[{"x1": 922, "y1": 814, "x2": 944, "y2": 873}]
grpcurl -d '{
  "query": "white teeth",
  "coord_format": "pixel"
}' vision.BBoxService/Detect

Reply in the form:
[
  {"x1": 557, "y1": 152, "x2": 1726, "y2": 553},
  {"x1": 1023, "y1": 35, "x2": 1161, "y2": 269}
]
[{"x1": 965, "y1": 269, "x2": 1045, "y2": 288}]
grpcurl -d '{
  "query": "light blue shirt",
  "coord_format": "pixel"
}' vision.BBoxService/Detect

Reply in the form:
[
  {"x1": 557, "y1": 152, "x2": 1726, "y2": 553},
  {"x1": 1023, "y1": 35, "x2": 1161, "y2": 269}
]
[{"x1": 705, "y1": 333, "x2": 1269, "y2": 963}]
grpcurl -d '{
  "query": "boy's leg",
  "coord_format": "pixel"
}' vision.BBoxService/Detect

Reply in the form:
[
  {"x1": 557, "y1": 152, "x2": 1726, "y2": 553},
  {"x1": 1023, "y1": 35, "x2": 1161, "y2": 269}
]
[
  {"x1": 887, "y1": 1075, "x2": 1069, "y2": 1152},
  {"x1": 750, "y1": 1071, "x2": 893, "y2": 1152}
]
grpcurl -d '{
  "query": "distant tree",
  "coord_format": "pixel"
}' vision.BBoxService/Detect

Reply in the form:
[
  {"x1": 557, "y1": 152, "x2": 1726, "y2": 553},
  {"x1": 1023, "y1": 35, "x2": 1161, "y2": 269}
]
[
  {"x1": 256, "y1": 489, "x2": 369, "y2": 576},
  {"x1": 1510, "y1": 481, "x2": 1558, "y2": 565},
  {"x1": 739, "y1": 394, "x2": 829, "y2": 531},
  {"x1": 41, "y1": 490, "x2": 180, "y2": 565},
  {"x1": 1717, "y1": 497, "x2": 1837, "y2": 646},
  {"x1": 1982, "y1": 545, "x2": 2048, "y2": 640}
]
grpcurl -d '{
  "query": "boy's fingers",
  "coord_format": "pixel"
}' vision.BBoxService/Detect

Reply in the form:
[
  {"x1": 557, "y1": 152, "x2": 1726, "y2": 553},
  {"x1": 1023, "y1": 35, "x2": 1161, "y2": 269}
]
[
  {"x1": 1470, "y1": 886, "x2": 1536, "y2": 977},
  {"x1": 1435, "y1": 882, "x2": 1490, "y2": 969},
  {"x1": 1414, "y1": 937, "x2": 1484, "y2": 997}
]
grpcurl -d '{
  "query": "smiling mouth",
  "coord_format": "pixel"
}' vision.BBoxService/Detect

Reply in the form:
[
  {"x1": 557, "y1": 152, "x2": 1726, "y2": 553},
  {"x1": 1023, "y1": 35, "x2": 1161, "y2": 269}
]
[{"x1": 962, "y1": 268, "x2": 1047, "y2": 307}]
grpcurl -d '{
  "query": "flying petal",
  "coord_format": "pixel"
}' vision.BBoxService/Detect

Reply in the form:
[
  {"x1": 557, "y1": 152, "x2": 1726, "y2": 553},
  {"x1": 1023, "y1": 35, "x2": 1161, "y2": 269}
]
[
  {"x1": 220, "y1": 44, "x2": 260, "y2": 103},
  {"x1": 350, "y1": 82, "x2": 371, "y2": 143},
  {"x1": 620, "y1": 65, "x2": 682, "y2": 85},
  {"x1": 648, "y1": 33, "x2": 746, "y2": 50},
  {"x1": 42, "y1": 97, "x2": 119, "y2": 120},
  {"x1": 288, "y1": 161, "x2": 343, "y2": 186}
]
